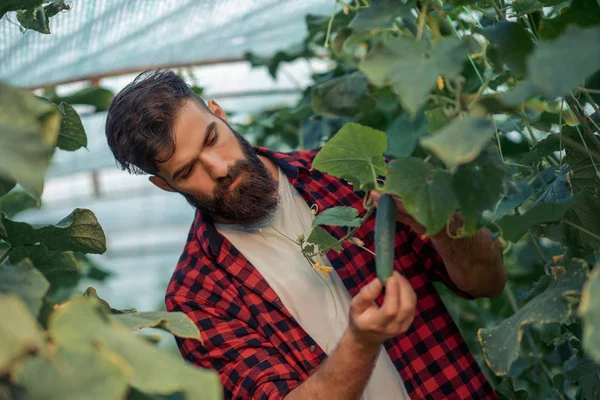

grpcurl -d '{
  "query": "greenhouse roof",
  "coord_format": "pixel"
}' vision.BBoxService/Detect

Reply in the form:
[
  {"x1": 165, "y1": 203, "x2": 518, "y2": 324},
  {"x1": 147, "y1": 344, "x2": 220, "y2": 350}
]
[{"x1": 0, "y1": 0, "x2": 332, "y2": 88}]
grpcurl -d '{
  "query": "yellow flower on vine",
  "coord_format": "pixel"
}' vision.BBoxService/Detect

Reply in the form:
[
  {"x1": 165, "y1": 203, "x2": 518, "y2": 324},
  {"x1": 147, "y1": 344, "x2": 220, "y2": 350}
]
[{"x1": 313, "y1": 261, "x2": 334, "y2": 277}]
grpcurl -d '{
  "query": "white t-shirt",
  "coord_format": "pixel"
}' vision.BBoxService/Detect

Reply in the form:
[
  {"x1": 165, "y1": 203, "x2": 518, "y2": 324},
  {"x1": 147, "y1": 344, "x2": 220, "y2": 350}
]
[{"x1": 215, "y1": 168, "x2": 409, "y2": 400}]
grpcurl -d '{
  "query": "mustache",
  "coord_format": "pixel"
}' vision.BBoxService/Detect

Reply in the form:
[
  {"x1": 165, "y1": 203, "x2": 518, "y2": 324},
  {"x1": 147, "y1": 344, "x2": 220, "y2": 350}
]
[{"x1": 215, "y1": 160, "x2": 251, "y2": 195}]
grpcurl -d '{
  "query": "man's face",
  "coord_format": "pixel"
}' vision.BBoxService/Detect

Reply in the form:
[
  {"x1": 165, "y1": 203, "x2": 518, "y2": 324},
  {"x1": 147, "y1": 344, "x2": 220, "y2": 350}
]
[{"x1": 155, "y1": 99, "x2": 278, "y2": 226}]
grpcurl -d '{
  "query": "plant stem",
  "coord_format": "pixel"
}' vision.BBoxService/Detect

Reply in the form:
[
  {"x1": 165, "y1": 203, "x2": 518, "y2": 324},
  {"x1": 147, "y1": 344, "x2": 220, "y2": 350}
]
[
  {"x1": 0, "y1": 246, "x2": 12, "y2": 265},
  {"x1": 269, "y1": 224, "x2": 300, "y2": 245},
  {"x1": 432, "y1": 0, "x2": 485, "y2": 85},
  {"x1": 504, "y1": 281, "x2": 519, "y2": 313},
  {"x1": 581, "y1": 88, "x2": 600, "y2": 120},
  {"x1": 562, "y1": 220, "x2": 600, "y2": 243},
  {"x1": 559, "y1": 99, "x2": 564, "y2": 168},
  {"x1": 493, "y1": 119, "x2": 505, "y2": 162},
  {"x1": 521, "y1": 110, "x2": 538, "y2": 145},
  {"x1": 507, "y1": 282, "x2": 555, "y2": 385},
  {"x1": 576, "y1": 86, "x2": 600, "y2": 94},
  {"x1": 323, "y1": 1, "x2": 339, "y2": 48},
  {"x1": 571, "y1": 92, "x2": 600, "y2": 135},
  {"x1": 354, "y1": 242, "x2": 376, "y2": 256},
  {"x1": 489, "y1": 0, "x2": 505, "y2": 20},
  {"x1": 561, "y1": 134, "x2": 600, "y2": 164},
  {"x1": 522, "y1": 111, "x2": 561, "y2": 166},
  {"x1": 527, "y1": 232, "x2": 547, "y2": 265},
  {"x1": 307, "y1": 204, "x2": 375, "y2": 257},
  {"x1": 416, "y1": 0, "x2": 429, "y2": 41},
  {"x1": 564, "y1": 116, "x2": 600, "y2": 176},
  {"x1": 566, "y1": 96, "x2": 600, "y2": 150},
  {"x1": 467, "y1": 79, "x2": 489, "y2": 110}
]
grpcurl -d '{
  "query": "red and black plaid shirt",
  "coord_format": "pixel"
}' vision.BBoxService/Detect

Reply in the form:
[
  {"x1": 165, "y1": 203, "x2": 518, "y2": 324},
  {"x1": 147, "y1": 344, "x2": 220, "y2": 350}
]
[{"x1": 165, "y1": 147, "x2": 497, "y2": 400}]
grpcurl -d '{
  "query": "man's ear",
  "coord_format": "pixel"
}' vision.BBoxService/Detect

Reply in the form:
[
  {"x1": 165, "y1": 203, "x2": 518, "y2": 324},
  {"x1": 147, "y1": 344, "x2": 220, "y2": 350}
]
[
  {"x1": 149, "y1": 176, "x2": 177, "y2": 193},
  {"x1": 208, "y1": 99, "x2": 228, "y2": 122}
]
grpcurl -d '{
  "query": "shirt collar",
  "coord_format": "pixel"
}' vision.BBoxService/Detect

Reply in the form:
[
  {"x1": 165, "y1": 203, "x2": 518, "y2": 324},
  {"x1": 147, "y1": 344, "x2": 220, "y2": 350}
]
[{"x1": 193, "y1": 146, "x2": 309, "y2": 258}]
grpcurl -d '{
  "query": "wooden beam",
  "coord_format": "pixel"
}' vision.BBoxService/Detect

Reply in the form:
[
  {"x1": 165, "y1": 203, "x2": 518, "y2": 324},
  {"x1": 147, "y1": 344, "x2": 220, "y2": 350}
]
[{"x1": 28, "y1": 57, "x2": 248, "y2": 91}]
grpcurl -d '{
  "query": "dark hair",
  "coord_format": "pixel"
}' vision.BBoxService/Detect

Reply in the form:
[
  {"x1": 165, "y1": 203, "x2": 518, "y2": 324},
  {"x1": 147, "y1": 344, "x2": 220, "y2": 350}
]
[{"x1": 105, "y1": 69, "x2": 209, "y2": 175}]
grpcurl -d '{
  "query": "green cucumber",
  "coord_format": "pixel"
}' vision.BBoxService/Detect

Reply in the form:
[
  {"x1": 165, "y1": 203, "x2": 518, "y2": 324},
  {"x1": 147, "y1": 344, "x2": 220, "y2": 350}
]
[{"x1": 375, "y1": 194, "x2": 397, "y2": 285}]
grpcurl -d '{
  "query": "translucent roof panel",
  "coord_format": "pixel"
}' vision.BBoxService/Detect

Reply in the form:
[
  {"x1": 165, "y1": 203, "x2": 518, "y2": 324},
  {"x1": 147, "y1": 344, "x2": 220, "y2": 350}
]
[
  {"x1": 45, "y1": 58, "x2": 328, "y2": 177},
  {"x1": 0, "y1": 0, "x2": 331, "y2": 88}
]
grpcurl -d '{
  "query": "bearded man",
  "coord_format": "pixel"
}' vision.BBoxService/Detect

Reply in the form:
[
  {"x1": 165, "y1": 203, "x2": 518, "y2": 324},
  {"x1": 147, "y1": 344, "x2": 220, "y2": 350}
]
[{"x1": 105, "y1": 69, "x2": 506, "y2": 400}]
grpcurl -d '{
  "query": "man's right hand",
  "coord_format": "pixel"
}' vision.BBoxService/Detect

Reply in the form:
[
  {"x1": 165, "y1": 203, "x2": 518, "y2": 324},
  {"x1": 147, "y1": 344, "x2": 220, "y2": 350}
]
[
  {"x1": 283, "y1": 271, "x2": 416, "y2": 400},
  {"x1": 348, "y1": 271, "x2": 417, "y2": 349}
]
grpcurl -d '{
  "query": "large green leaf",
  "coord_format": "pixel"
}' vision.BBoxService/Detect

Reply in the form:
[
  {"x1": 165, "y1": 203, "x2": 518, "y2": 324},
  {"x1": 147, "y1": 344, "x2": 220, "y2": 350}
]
[
  {"x1": 564, "y1": 196, "x2": 600, "y2": 253},
  {"x1": 49, "y1": 298, "x2": 222, "y2": 399},
  {"x1": 245, "y1": 43, "x2": 311, "y2": 79},
  {"x1": 10, "y1": 245, "x2": 81, "y2": 303},
  {"x1": 478, "y1": 260, "x2": 589, "y2": 375},
  {"x1": 0, "y1": 177, "x2": 16, "y2": 197},
  {"x1": 528, "y1": 25, "x2": 600, "y2": 99},
  {"x1": 384, "y1": 158, "x2": 458, "y2": 234},
  {"x1": 14, "y1": 1, "x2": 69, "y2": 34},
  {"x1": 311, "y1": 72, "x2": 375, "y2": 118},
  {"x1": 482, "y1": 22, "x2": 534, "y2": 77},
  {"x1": 420, "y1": 117, "x2": 494, "y2": 169},
  {"x1": 536, "y1": 167, "x2": 572, "y2": 204},
  {"x1": 57, "y1": 102, "x2": 87, "y2": 151},
  {"x1": 424, "y1": 107, "x2": 450, "y2": 133},
  {"x1": 452, "y1": 146, "x2": 507, "y2": 217},
  {"x1": 1, "y1": 208, "x2": 106, "y2": 254},
  {"x1": 521, "y1": 133, "x2": 564, "y2": 165},
  {"x1": 312, "y1": 122, "x2": 388, "y2": 191},
  {"x1": 497, "y1": 200, "x2": 574, "y2": 242},
  {"x1": 0, "y1": 83, "x2": 61, "y2": 198},
  {"x1": 0, "y1": 190, "x2": 38, "y2": 218},
  {"x1": 0, "y1": 0, "x2": 42, "y2": 19},
  {"x1": 0, "y1": 294, "x2": 45, "y2": 375},
  {"x1": 385, "y1": 110, "x2": 428, "y2": 158},
  {"x1": 43, "y1": 86, "x2": 115, "y2": 113},
  {"x1": 511, "y1": 0, "x2": 545, "y2": 14},
  {"x1": 13, "y1": 346, "x2": 131, "y2": 400},
  {"x1": 111, "y1": 312, "x2": 201, "y2": 339},
  {"x1": 495, "y1": 377, "x2": 529, "y2": 400},
  {"x1": 495, "y1": 181, "x2": 534, "y2": 219},
  {"x1": 478, "y1": 80, "x2": 539, "y2": 112},
  {"x1": 580, "y1": 266, "x2": 600, "y2": 363},
  {"x1": 128, "y1": 388, "x2": 186, "y2": 400},
  {"x1": 349, "y1": 0, "x2": 413, "y2": 32},
  {"x1": 564, "y1": 356, "x2": 600, "y2": 400},
  {"x1": 359, "y1": 36, "x2": 474, "y2": 114},
  {"x1": 16, "y1": 5, "x2": 50, "y2": 34},
  {"x1": 539, "y1": 0, "x2": 600, "y2": 40},
  {"x1": 312, "y1": 206, "x2": 361, "y2": 228},
  {"x1": 0, "y1": 259, "x2": 49, "y2": 316},
  {"x1": 564, "y1": 127, "x2": 600, "y2": 193},
  {"x1": 307, "y1": 226, "x2": 342, "y2": 252}
]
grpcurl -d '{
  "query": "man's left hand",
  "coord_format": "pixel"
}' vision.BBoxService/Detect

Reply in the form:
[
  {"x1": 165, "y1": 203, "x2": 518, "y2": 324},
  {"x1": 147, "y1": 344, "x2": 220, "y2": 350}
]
[{"x1": 369, "y1": 190, "x2": 507, "y2": 298}]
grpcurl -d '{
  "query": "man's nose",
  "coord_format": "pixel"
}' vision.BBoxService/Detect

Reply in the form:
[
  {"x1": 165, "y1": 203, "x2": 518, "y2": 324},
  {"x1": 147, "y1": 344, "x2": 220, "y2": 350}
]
[{"x1": 200, "y1": 152, "x2": 229, "y2": 180}]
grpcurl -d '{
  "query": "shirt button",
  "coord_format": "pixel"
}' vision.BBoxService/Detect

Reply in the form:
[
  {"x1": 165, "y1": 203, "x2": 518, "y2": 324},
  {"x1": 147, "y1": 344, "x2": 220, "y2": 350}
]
[{"x1": 309, "y1": 345, "x2": 316, "y2": 353}]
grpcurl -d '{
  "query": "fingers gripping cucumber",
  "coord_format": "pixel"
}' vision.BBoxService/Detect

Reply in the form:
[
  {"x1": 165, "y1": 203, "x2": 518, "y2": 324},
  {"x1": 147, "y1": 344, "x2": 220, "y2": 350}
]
[{"x1": 375, "y1": 194, "x2": 397, "y2": 285}]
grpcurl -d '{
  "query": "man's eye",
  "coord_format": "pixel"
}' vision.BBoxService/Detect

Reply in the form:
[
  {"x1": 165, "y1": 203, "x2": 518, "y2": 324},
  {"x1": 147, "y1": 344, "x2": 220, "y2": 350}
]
[
  {"x1": 181, "y1": 165, "x2": 194, "y2": 180},
  {"x1": 208, "y1": 130, "x2": 219, "y2": 146}
]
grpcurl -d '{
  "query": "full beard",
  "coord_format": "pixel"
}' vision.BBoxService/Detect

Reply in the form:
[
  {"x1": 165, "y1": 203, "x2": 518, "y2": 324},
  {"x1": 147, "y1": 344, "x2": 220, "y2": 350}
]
[{"x1": 182, "y1": 130, "x2": 279, "y2": 227}]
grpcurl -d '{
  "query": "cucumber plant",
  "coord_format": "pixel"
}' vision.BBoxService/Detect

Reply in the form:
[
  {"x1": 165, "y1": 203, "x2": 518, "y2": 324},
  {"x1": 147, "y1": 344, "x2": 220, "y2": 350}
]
[{"x1": 242, "y1": 1, "x2": 600, "y2": 398}]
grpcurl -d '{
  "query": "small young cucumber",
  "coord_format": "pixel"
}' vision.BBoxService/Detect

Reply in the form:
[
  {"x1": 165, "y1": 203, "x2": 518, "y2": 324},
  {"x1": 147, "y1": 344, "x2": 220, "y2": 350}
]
[{"x1": 375, "y1": 194, "x2": 397, "y2": 286}]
